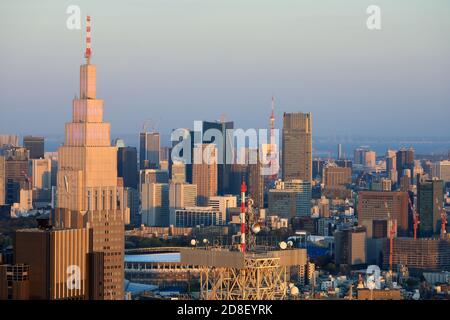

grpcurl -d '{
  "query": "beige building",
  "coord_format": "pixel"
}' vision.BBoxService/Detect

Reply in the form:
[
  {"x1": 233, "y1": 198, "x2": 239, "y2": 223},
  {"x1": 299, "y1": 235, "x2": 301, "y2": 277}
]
[
  {"x1": 432, "y1": 160, "x2": 450, "y2": 182},
  {"x1": 171, "y1": 160, "x2": 186, "y2": 183},
  {"x1": 30, "y1": 158, "x2": 52, "y2": 203},
  {"x1": 169, "y1": 182, "x2": 197, "y2": 209},
  {"x1": 53, "y1": 32, "x2": 129, "y2": 300},
  {"x1": 141, "y1": 182, "x2": 169, "y2": 226},
  {"x1": 323, "y1": 165, "x2": 351, "y2": 188},
  {"x1": 357, "y1": 191, "x2": 409, "y2": 238},
  {"x1": 0, "y1": 135, "x2": 19, "y2": 147},
  {"x1": 334, "y1": 226, "x2": 366, "y2": 266},
  {"x1": 364, "y1": 150, "x2": 376, "y2": 169},
  {"x1": 209, "y1": 195, "x2": 237, "y2": 222},
  {"x1": 15, "y1": 226, "x2": 93, "y2": 300},
  {"x1": 193, "y1": 144, "x2": 218, "y2": 206},
  {"x1": 282, "y1": 112, "x2": 312, "y2": 182},
  {"x1": 171, "y1": 206, "x2": 224, "y2": 227}
]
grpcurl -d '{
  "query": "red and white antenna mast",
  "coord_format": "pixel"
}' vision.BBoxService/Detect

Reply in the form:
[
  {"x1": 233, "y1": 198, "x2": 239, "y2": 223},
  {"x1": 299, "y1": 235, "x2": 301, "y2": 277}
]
[
  {"x1": 270, "y1": 96, "x2": 275, "y2": 141},
  {"x1": 85, "y1": 16, "x2": 92, "y2": 64},
  {"x1": 240, "y1": 181, "x2": 247, "y2": 253}
]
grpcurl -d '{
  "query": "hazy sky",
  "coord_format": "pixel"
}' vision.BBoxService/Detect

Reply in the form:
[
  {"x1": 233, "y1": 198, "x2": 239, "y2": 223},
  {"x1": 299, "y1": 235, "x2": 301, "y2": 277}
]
[{"x1": 0, "y1": 0, "x2": 449, "y2": 138}]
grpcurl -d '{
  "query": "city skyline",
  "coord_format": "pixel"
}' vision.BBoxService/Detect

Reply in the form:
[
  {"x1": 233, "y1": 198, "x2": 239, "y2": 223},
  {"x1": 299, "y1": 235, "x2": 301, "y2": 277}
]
[
  {"x1": 1, "y1": 1, "x2": 450, "y2": 305},
  {"x1": 1, "y1": 0, "x2": 450, "y2": 137}
]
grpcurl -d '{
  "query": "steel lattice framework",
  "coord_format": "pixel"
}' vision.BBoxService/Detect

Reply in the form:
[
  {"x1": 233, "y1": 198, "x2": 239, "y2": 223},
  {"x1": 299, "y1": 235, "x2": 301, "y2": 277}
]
[{"x1": 199, "y1": 256, "x2": 287, "y2": 300}]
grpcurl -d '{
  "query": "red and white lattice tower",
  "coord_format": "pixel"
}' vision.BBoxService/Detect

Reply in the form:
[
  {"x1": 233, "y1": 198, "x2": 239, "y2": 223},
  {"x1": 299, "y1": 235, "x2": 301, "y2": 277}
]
[
  {"x1": 240, "y1": 181, "x2": 247, "y2": 253},
  {"x1": 85, "y1": 16, "x2": 92, "y2": 63}
]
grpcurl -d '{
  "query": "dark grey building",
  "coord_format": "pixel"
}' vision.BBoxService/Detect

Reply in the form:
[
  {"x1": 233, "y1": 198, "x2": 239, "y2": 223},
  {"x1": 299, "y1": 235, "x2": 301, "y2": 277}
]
[{"x1": 23, "y1": 136, "x2": 44, "y2": 159}]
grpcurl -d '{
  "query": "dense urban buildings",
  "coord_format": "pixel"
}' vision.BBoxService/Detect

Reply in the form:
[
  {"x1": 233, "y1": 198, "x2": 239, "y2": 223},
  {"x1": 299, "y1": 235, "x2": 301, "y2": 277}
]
[{"x1": 2, "y1": 6, "x2": 450, "y2": 304}]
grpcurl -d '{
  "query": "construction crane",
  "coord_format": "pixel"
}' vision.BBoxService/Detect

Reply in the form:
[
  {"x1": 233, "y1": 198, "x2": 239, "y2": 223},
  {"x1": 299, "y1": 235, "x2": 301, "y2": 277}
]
[
  {"x1": 385, "y1": 201, "x2": 397, "y2": 275},
  {"x1": 142, "y1": 119, "x2": 160, "y2": 133},
  {"x1": 408, "y1": 197, "x2": 420, "y2": 240},
  {"x1": 21, "y1": 170, "x2": 32, "y2": 190},
  {"x1": 441, "y1": 209, "x2": 448, "y2": 240},
  {"x1": 437, "y1": 198, "x2": 447, "y2": 240}
]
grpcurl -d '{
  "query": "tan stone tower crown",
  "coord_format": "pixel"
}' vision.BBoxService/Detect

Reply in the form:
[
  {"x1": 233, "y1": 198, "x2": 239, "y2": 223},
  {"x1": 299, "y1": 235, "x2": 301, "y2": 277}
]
[{"x1": 54, "y1": 16, "x2": 129, "y2": 300}]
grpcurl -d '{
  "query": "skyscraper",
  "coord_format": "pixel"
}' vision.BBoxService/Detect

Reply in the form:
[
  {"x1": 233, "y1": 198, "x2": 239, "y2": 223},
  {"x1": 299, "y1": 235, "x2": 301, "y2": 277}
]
[
  {"x1": 117, "y1": 146, "x2": 138, "y2": 189},
  {"x1": 396, "y1": 148, "x2": 415, "y2": 182},
  {"x1": 30, "y1": 158, "x2": 52, "y2": 205},
  {"x1": 418, "y1": 178, "x2": 444, "y2": 237},
  {"x1": 193, "y1": 144, "x2": 218, "y2": 206},
  {"x1": 53, "y1": 16, "x2": 129, "y2": 300},
  {"x1": 171, "y1": 160, "x2": 186, "y2": 183},
  {"x1": 169, "y1": 182, "x2": 197, "y2": 209},
  {"x1": 282, "y1": 112, "x2": 312, "y2": 182},
  {"x1": 337, "y1": 143, "x2": 342, "y2": 160},
  {"x1": 202, "y1": 120, "x2": 234, "y2": 195},
  {"x1": 3, "y1": 147, "x2": 29, "y2": 205},
  {"x1": 139, "y1": 132, "x2": 160, "y2": 169},
  {"x1": 141, "y1": 182, "x2": 169, "y2": 226},
  {"x1": 23, "y1": 136, "x2": 44, "y2": 159},
  {"x1": 247, "y1": 149, "x2": 264, "y2": 209}
]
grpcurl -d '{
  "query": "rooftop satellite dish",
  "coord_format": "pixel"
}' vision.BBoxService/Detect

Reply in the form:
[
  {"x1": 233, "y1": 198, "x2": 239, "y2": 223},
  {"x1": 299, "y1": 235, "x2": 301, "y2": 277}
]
[
  {"x1": 190, "y1": 239, "x2": 197, "y2": 246},
  {"x1": 279, "y1": 241, "x2": 287, "y2": 250},
  {"x1": 252, "y1": 223, "x2": 261, "y2": 234},
  {"x1": 203, "y1": 238, "x2": 209, "y2": 244},
  {"x1": 290, "y1": 286, "x2": 299, "y2": 296},
  {"x1": 287, "y1": 240, "x2": 294, "y2": 248}
]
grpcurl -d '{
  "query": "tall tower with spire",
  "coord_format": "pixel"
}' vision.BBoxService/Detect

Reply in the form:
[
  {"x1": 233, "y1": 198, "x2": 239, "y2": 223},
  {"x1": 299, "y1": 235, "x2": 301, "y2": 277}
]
[
  {"x1": 54, "y1": 16, "x2": 129, "y2": 300},
  {"x1": 265, "y1": 97, "x2": 279, "y2": 182}
]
